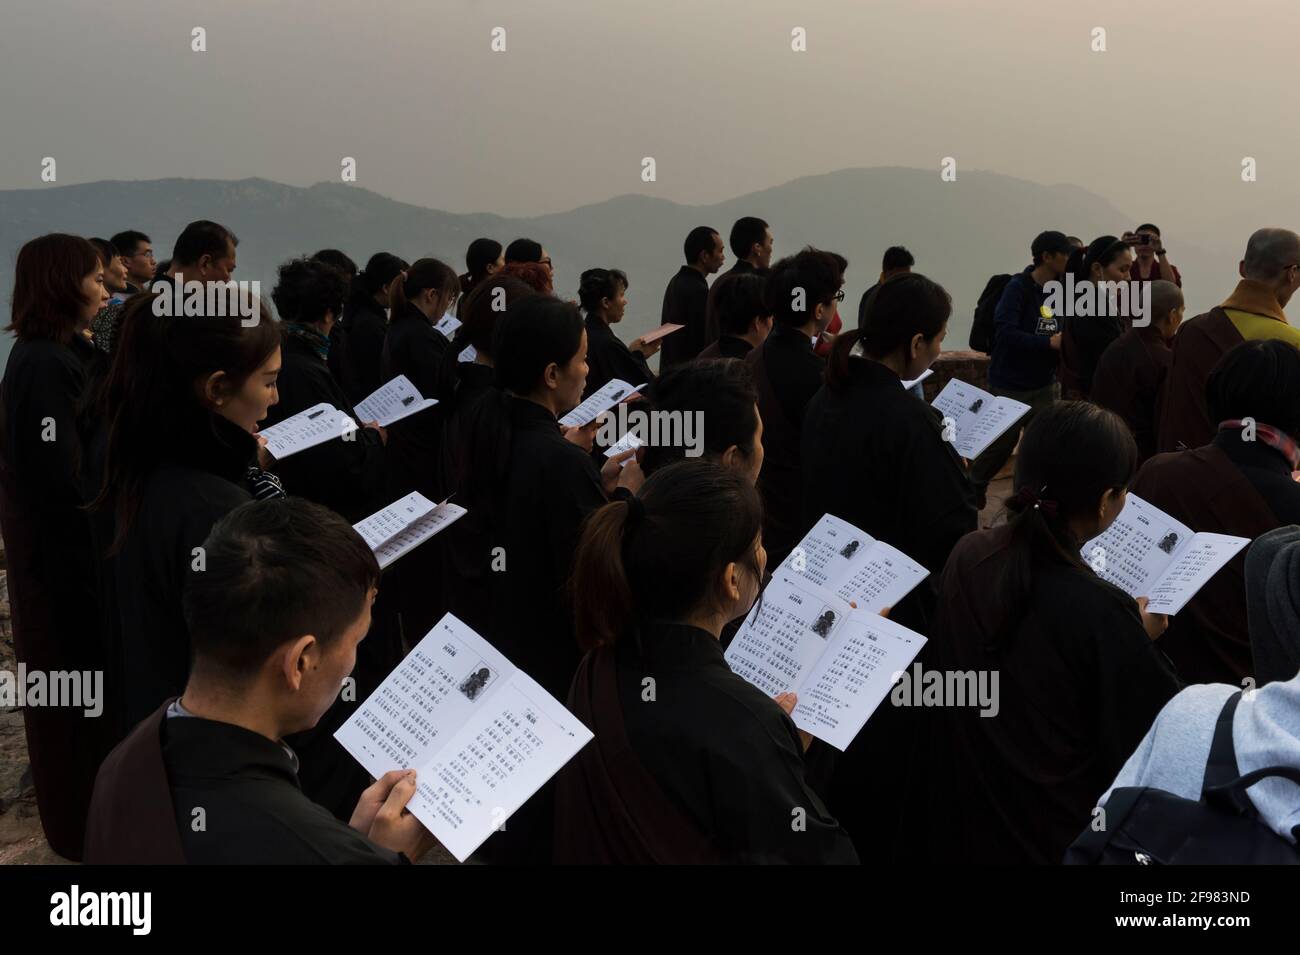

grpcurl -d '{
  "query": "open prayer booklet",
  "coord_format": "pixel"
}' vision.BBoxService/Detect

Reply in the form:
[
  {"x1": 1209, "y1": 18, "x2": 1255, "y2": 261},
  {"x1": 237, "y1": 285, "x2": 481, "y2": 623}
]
[
  {"x1": 725, "y1": 572, "x2": 927, "y2": 751},
  {"x1": 259, "y1": 403, "x2": 357, "y2": 459},
  {"x1": 930, "y1": 378, "x2": 1031, "y2": 459},
  {"x1": 352, "y1": 492, "x2": 467, "y2": 569},
  {"x1": 777, "y1": 513, "x2": 930, "y2": 612},
  {"x1": 434, "y1": 313, "x2": 461, "y2": 337},
  {"x1": 335, "y1": 613, "x2": 593, "y2": 863},
  {"x1": 1081, "y1": 493, "x2": 1250, "y2": 615},
  {"x1": 639, "y1": 322, "x2": 684, "y2": 343},
  {"x1": 353, "y1": 375, "x2": 438, "y2": 427},
  {"x1": 559, "y1": 378, "x2": 647, "y2": 428}
]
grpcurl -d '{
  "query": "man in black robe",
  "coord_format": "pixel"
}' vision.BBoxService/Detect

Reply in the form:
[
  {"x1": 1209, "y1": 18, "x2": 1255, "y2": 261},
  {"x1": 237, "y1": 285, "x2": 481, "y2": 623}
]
[
  {"x1": 659, "y1": 226, "x2": 725, "y2": 370},
  {"x1": 84, "y1": 498, "x2": 436, "y2": 864}
]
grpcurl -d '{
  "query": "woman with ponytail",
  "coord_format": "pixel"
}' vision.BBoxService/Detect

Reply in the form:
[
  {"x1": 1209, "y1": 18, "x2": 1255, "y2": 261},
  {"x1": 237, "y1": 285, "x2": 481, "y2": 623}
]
[
  {"x1": 1059, "y1": 235, "x2": 1135, "y2": 398},
  {"x1": 554, "y1": 460, "x2": 857, "y2": 864},
  {"x1": 802, "y1": 273, "x2": 977, "y2": 863},
  {"x1": 341, "y1": 252, "x2": 408, "y2": 403},
  {"x1": 456, "y1": 238, "x2": 503, "y2": 314},
  {"x1": 921, "y1": 401, "x2": 1179, "y2": 864}
]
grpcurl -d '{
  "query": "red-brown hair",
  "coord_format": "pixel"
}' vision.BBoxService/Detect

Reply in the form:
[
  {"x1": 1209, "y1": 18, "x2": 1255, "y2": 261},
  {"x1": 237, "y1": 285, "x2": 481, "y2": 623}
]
[{"x1": 7, "y1": 233, "x2": 100, "y2": 344}]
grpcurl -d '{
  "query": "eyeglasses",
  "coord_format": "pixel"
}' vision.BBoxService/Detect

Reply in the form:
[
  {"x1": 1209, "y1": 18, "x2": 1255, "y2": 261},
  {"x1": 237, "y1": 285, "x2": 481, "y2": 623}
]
[
  {"x1": 130, "y1": 250, "x2": 156, "y2": 260},
  {"x1": 540, "y1": 257, "x2": 553, "y2": 268},
  {"x1": 833, "y1": 289, "x2": 846, "y2": 302}
]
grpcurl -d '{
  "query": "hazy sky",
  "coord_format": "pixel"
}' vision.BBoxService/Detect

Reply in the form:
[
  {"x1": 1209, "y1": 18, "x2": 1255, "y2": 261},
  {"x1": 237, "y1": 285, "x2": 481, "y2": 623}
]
[{"x1": 3, "y1": 0, "x2": 1298, "y2": 230}]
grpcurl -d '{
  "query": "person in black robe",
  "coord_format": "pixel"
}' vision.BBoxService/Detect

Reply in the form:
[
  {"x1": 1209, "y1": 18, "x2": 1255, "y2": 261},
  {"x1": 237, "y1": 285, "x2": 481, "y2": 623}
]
[
  {"x1": 84, "y1": 499, "x2": 436, "y2": 864},
  {"x1": 340, "y1": 252, "x2": 407, "y2": 405},
  {"x1": 1131, "y1": 339, "x2": 1300, "y2": 685},
  {"x1": 378, "y1": 259, "x2": 460, "y2": 642},
  {"x1": 746, "y1": 247, "x2": 844, "y2": 567},
  {"x1": 444, "y1": 296, "x2": 642, "y2": 863},
  {"x1": 578, "y1": 268, "x2": 658, "y2": 397},
  {"x1": 1057, "y1": 236, "x2": 1135, "y2": 399},
  {"x1": 92, "y1": 291, "x2": 283, "y2": 733},
  {"x1": 0, "y1": 234, "x2": 113, "y2": 860},
  {"x1": 266, "y1": 258, "x2": 387, "y2": 523},
  {"x1": 309, "y1": 249, "x2": 359, "y2": 398},
  {"x1": 698, "y1": 271, "x2": 772, "y2": 361},
  {"x1": 640, "y1": 358, "x2": 763, "y2": 481},
  {"x1": 658, "y1": 226, "x2": 725, "y2": 370},
  {"x1": 554, "y1": 460, "x2": 857, "y2": 864},
  {"x1": 798, "y1": 274, "x2": 976, "y2": 862},
  {"x1": 918, "y1": 402, "x2": 1179, "y2": 864},
  {"x1": 1090, "y1": 280, "x2": 1182, "y2": 463}
]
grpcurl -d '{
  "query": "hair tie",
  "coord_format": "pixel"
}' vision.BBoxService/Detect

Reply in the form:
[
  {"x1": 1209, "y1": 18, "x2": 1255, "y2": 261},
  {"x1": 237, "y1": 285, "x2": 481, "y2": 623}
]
[
  {"x1": 1007, "y1": 485, "x2": 1059, "y2": 518},
  {"x1": 624, "y1": 494, "x2": 645, "y2": 528}
]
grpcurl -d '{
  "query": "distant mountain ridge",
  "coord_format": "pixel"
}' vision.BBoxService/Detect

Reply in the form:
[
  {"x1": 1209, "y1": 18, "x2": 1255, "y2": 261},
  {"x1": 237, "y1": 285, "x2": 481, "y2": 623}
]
[{"x1": 0, "y1": 168, "x2": 1231, "y2": 364}]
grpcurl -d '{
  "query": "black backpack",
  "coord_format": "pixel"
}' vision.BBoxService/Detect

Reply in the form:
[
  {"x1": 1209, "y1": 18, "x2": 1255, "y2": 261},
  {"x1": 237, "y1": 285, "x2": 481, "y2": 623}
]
[
  {"x1": 968, "y1": 273, "x2": 1012, "y2": 354},
  {"x1": 1065, "y1": 692, "x2": 1300, "y2": 864}
]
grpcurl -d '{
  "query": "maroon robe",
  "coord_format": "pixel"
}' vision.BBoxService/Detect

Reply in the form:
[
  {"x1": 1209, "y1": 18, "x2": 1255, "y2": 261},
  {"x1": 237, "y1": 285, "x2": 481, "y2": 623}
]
[
  {"x1": 1132, "y1": 444, "x2": 1283, "y2": 684},
  {"x1": 1090, "y1": 326, "x2": 1171, "y2": 463},
  {"x1": 1157, "y1": 307, "x2": 1243, "y2": 452}
]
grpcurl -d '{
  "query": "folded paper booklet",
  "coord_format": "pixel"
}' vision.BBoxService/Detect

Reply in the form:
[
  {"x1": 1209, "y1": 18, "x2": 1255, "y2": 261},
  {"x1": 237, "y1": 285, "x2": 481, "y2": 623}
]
[
  {"x1": 354, "y1": 375, "x2": 439, "y2": 427},
  {"x1": 258, "y1": 403, "x2": 357, "y2": 460},
  {"x1": 779, "y1": 513, "x2": 930, "y2": 613},
  {"x1": 901, "y1": 368, "x2": 934, "y2": 391},
  {"x1": 335, "y1": 613, "x2": 593, "y2": 862},
  {"x1": 930, "y1": 378, "x2": 1031, "y2": 459},
  {"x1": 639, "y1": 322, "x2": 684, "y2": 344},
  {"x1": 352, "y1": 491, "x2": 467, "y2": 569},
  {"x1": 434, "y1": 313, "x2": 461, "y2": 338},
  {"x1": 1082, "y1": 493, "x2": 1250, "y2": 615},
  {"x1": 559, "y1": 378, "x2": 647, "y2": 428},
  {"x1": 458, "y1": 344, "x2": 478, "y2": 364},
  {"x1": 724, "y1": 573, "x2": 927, "y2": 751},
  {"x1": 603, "y1": 430, "x2": 644, "y2": 467}
]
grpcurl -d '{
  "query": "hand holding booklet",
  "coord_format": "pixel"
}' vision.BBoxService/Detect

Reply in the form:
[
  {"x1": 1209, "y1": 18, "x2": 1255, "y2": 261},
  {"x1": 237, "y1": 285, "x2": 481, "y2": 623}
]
[
  {"x1": 335, "y1": 613, "x2": 593, "y2": 862},
  {"x1": 559, "y1": 378, "x2": 647, "y2": 428},
  {"x1": 724, "y1": 573, "x2": 927, "y2": 751},
  {"x1": 258, "y1": 403, "x2": 357, "y2": 460},
  {"x1": 352, "y1": 491, "x2": 467, "y2": 569},
  {"x1": 931, "y1": 378, "x2": 1030, "y2": 459},
  {"x1": 353, "y1": 375, "x2": 438, "y2": 427},
  {"x1": 639, "y1": 322, "x2": 684, "y2": 344},
  {"x1": 1082, "y1": 493, "x2": 1250, "y2": 615}
]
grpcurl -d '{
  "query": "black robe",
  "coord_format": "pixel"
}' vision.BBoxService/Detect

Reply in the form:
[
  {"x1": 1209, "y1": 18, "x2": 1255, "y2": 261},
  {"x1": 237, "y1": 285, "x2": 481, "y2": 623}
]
[
  {"x1": 746, "y1": 324, "x2": 826, "y2": 567},
  {"x1": 0, "y1": 334, "x2": 113, "y2": 860},
  {"x1": 799, "y1": 357, "x2": 977, "y2": 861},
  {"x1": 84, "y1": 702, "x2": 403, "y2": 865},
  {"x1": 554, "y1": 624, "x2": 858, "y2": 864},
  {"x1": 380, "y1": 302, "x2": 456, "y2": 501},
  {"x1": 919, "y1": 524, "x2": 1180, "y2": 864},
  {"x1": 582, "y1": 314, "x2": 654, "y2": 398},
  {"x1": 1090, "y1": 326, "x2": 1171, "y2": 463},
  {"x1": 341, "y1": 296, "x2": 389, "y2": 405},
  {"x1": 698, "y1": 335, "x2": 753, "y2": 360},
  {"x1": 1059, "y1": 308, "x2": 1122, "y2": 399},
  {"x1": 113, "y1": 412, "x2": 254, "y2": 729},
  {"x1": 659, "y1": 265, "x2": 710, "y2": 370},
  {"x1": 263, "y1": 332, "x2": 386, "y2": 523},
  {"x1": 1132, "y1": 432, "x2": 1300, "y2": 684}
]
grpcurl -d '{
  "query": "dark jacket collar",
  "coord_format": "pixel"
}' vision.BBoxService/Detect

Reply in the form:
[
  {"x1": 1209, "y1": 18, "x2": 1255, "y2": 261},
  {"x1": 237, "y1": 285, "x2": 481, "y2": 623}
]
[
  {"x1": 846, "y1": 355, "x2": 904, "y2": 389},
  {"x1": 391, "y1": 301, "x2": 434, "y2": 327},
  {"x1": 675, "y1": 265, "x2": 709, "y2": 286},
  {"x1": 1213, "y1": 427, "x2": 1297, "y2": 476},
  {"x1": 508, "y1": 394, "x2": 561, "y2": 434},
  {"x1": 621, "y1": 620, "x2": 728, "y2": 670},
  {"x1": 585, "y1": 313, "x2": 623, "y2": 346},
  {"x1": 163, "y1": 712, "x2": 301, "y2": 787},
  {"x1": 171, "y1": 407, "x2": 257, "y2": 484}
]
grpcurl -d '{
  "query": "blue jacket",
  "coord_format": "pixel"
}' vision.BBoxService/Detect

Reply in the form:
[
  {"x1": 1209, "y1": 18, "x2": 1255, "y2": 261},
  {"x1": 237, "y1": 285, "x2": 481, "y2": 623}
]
[{"x1": 988, "y1": 266, "x2": 1059, "y2": 391}]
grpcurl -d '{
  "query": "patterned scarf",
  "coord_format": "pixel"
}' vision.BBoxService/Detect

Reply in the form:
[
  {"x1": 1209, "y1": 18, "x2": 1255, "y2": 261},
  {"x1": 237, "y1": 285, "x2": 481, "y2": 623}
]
[
  {"x1": 1219, "y1": 419, "x2": 1300, "y2": 470},
  {"x1": 284, "y1": 321, "x2": 331, "y2": 361}
]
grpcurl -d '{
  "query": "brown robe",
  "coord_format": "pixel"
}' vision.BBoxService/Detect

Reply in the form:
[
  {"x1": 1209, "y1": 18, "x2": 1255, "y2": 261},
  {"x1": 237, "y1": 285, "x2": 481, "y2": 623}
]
[
  {"x1": 1090, "y1": 326, "x2": 1172, "y2": 463},
  {"x1": 1132, "y1": 442, "x2": 1286, "y2": 684},
  {"x1": 1156, "y1": 308, "x2": 1243, "y2": 452}
]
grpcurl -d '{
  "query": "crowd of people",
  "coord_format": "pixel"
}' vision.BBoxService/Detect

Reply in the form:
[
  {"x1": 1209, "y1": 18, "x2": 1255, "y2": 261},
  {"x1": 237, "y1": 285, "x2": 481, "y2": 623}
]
[{"x1": 3, "y1": 213, "x2": 1300, "y2": 865}]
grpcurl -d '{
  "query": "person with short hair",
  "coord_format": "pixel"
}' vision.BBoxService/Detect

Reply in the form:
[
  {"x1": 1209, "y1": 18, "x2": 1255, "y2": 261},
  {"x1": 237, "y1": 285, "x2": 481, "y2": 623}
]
[
  {"x1": 1159, "y1": 228, "x2": 1300, "y2": 452},
  {"x1": 724, "y1": 216, "x2": 773, "y2": 276},
  {"x1": 162, "y1": 219, "x2": 239, "y2": 285},
  {"x1": 659, "y1": 226, "x2": 725, "y2": 370},
  {"x1": 1124, "y1": 222, "x2": 1181, "y2": 287},
  {"x1": 699, "y1": 272, "x2": 773, "y2": 360},
  {"x1": 578, "y1": 267, "x2": 658, "y2": 397},
  {"x1": 88, "y1": 237, "x2": 130, "y2": 355},
  {"x1": 641, "y1": 358, "x2": 764, "y2": 480},
  {"x1": 84, "y1": 498, "x2": 438, "y2": 864},
  {"x1": 109, "y1": 229, "x2": 155, "y2": 295}
]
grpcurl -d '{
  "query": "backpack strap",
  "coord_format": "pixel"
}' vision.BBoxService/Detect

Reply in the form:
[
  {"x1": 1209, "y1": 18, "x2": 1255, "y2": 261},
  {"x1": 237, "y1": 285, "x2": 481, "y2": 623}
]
[{"x1": 1202, "y1": 690, "x2": 1300, "y2": 817}]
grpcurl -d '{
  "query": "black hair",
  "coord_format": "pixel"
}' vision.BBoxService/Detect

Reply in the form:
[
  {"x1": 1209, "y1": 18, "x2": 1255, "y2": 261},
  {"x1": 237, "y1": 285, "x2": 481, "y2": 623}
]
[
  {"x1": 641, "y1": 359, "x2": 761, "y2": 477},
  {"x1": 571, "y1": 460, "x2": 764, "y2": 650},
  {"x1": 577, "y1": 268, "x2": 629, "y2": 314},
  {"x1": 390, "y1": 257, "x2": 460, "y2": 311},
  {"x1": 88, "y1": 237, "x2": 119, "y2": 267},
  {"x1": 172, "y1": 220, "x2": 238, "y2": 267},
  {"x1": 1206, "y1": 339, "x2": 1300, "y2": 437},
  {"x1": 350, "y1": 252, "x2": 409, "y2": 307},
  {"x1": 881, "y1": 246, "x2": 914, "y2": 271},
  {"x1": 464, "y1": 238, "x2": 503, "y2": 281},
  {"x1": 1069, "y1": 235, "x2": 1130, "y2": 283},
  {"x1": 272, "y1": 257, "x2": 349, "y2": 326},
  {"x1": 994, "y1": 401, "x2": 1137, "y2": 646},
  {"x1": 184, "y1": 498, "x2": 380, "y2": 676},
  {"x1": 310, "y1": 249, "x2": 358, "y2": 277},
  {"x1": 827, "y1": 273, "x2": 950, "y2": 391},
  {"x1": 504, "y1": 238, "x2": 543, "y2": 264},
  {"x1": 729, "y1": 217, "x2": 769, "y2": 260},
  {"x1": 765, "y1": 246, "x2": 844, "y2": 329},
  {"x1": 459, "y1": 275, "x2": 538, "y2": 356},
  {"x1": 684, "y1": 226, "x2": 720, "y2": 266},
  {"x1": 706, "y1": 272, "x2": 768, "y2": 339},
  {"x1": 109, "y1": 230, "x2": 151, "y2": 257}
]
